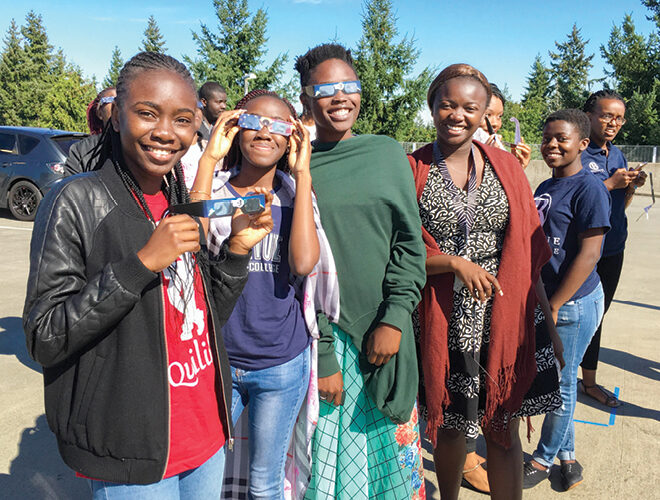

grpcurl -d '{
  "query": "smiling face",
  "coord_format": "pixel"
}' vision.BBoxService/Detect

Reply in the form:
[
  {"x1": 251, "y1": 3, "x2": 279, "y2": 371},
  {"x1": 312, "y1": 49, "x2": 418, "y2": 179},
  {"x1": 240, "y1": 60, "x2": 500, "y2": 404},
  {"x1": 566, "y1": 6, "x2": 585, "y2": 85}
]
[
  {"x1": 587, "y1": 98, "x2": 626, "y2": 147},
  {"x1": 112, "y1": 69, "x2": 197, "y2": 194},
  {"x1": 541, "y1": 120, "x2": 590, "y2": 175},
  {"x1": 480, "y1": 95, "x2": 504, "y2": 134},
  {"x1": 433, "y1": 77, "x2": 489, "y2": 149},
  {"x1": 238, "y1": 95, "x2": 291, "y2": 170},
  {"x1": 302, "y1": 58, "x2": 360, "y2": 142}
]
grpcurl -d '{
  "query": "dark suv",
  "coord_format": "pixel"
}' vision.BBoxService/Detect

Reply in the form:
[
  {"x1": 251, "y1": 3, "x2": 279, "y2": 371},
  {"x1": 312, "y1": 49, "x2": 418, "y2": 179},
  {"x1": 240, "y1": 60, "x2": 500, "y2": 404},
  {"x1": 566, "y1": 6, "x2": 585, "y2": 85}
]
[{"x1": 0, "y1": 126, "x2": 87, "y2": 221}]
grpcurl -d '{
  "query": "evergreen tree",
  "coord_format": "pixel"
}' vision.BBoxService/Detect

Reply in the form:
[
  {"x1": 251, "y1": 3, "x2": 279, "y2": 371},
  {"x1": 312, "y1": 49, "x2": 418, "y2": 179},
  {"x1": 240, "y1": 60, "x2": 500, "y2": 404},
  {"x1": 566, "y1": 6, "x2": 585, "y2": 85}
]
[
  {"x1": 548, "y1": 24, "x2": 594, "y2": 109},
  {"x1": 42, "y1": 65, "x2": 97, "y2": 131},
  {"x1": 103, "y1": 46, "x2": 123, "y2": 88},
  {"x1": 519, "y1": 55, "x2": 553, "y2": 143},
  {"x1": 642, "y1": 0, "x2": 660, "y2": 28},
  {"x1": 0, "y1": 20, "x2": 25, "y2": 125},
  {"x1": 141, "y1": 15, "x2": 167, "y2": 53},
  {"x1": 185, "y1": 0, "x2": 288, "y2": 106},
  {"x1": 352, "y1": 0, "x2": 432, "y2": 140},
  {"x1": 601, "y1": 12, "x2": 660, "y2": 144}
]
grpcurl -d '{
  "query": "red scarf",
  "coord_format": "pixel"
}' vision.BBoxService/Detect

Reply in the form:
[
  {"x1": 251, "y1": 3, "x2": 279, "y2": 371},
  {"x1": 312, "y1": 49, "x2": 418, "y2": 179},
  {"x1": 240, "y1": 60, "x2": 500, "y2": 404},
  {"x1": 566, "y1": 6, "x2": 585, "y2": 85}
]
[{"x1": 408, "y1": 141, "x2": 550, "y2": 447}]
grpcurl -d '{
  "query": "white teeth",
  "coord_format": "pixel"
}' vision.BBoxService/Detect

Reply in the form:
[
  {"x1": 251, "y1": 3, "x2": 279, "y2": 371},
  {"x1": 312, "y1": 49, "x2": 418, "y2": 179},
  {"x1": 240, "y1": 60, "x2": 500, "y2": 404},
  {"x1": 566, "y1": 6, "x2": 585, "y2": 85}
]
[
  {"x1": 146, "y1": 146, "x2": 173, "y2": 158},
  {"x1": 448, "y1": 125, "x2": 464, "y2": 131},
  {"x1": 330, "y1": 109, "x2": 349, "y2": 117}
]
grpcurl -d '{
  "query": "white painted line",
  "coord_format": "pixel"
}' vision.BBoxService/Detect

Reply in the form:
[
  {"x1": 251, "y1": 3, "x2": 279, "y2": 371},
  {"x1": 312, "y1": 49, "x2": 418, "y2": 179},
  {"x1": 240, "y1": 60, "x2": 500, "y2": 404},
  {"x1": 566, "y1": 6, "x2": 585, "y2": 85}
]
[{"x1": 0, "y1": 225, "x2": 32, "y2": 231}]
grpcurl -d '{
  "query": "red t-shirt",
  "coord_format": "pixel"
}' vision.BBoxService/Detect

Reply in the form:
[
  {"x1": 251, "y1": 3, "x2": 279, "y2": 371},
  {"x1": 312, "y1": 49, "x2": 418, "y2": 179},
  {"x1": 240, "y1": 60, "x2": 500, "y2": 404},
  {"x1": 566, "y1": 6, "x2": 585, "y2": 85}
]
[
  {"x1": 78, "y1": 191, "x2": 226, "y2": 481},
  {"x1": 145, "y1": 191, "x2": 226, "y2": 478}
]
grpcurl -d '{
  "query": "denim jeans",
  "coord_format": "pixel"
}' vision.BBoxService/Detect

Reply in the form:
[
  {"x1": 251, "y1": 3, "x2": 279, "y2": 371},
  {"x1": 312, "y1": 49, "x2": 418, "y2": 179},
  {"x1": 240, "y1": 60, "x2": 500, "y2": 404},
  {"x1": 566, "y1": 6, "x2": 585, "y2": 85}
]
[
  {"x1": 89, "y1": 445, "x2": 225, "y2": 499},
  {"x1": 533, "y1": 283, "x2": 605, "y2": 466},
  {"x1": 231, "y1": 345, "x2": 310, "y2": 499}
]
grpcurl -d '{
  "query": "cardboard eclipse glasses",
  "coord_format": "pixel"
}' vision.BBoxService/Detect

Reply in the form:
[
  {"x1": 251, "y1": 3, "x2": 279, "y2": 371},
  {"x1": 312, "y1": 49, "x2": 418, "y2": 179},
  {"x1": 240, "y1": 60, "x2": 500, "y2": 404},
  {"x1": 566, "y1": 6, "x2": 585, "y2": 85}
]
[
  {"x1": 238, "y1": 113, "x2": 294, "y2": 137},
  {"x1": 303, "y1": 80, "x2": 362, "y2": 99}
]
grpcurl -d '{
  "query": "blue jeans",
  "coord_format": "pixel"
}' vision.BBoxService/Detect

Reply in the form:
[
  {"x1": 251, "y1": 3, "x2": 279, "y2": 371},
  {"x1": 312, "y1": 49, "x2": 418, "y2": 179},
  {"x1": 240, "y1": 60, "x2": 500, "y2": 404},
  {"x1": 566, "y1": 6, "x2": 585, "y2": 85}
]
[
  {"x1": 231, "y1": 345, "x2": 310, "y2": 499},
  {"x1": 533, "y1": 283, "x2": 605, "y2": 466},
  {"x1": 89, "y1": 445, "x2": 225, "y2": 499}
]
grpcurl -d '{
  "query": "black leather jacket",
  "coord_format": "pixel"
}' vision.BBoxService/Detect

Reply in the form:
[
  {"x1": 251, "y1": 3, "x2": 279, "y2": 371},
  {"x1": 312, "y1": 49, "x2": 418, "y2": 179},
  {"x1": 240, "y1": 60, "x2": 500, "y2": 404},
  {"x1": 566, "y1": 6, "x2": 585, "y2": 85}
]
[{"x1": 23, "y1": 158, "x2": 248, "y2": 484}]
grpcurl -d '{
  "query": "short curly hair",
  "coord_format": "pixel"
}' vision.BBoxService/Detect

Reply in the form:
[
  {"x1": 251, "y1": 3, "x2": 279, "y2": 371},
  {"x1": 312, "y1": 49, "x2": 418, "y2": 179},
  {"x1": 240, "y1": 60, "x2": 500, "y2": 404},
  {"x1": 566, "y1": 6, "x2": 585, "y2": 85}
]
[{"x1": 544, "y1": 109, "x2": 591, "y2": 139}]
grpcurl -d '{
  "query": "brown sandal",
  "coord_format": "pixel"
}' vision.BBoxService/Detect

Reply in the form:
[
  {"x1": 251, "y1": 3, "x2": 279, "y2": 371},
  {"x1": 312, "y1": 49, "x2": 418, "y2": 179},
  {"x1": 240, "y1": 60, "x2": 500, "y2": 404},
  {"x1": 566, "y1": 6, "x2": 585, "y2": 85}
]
[{"x1": 578, "y1": 380, "x2": 622, "y2": 408}]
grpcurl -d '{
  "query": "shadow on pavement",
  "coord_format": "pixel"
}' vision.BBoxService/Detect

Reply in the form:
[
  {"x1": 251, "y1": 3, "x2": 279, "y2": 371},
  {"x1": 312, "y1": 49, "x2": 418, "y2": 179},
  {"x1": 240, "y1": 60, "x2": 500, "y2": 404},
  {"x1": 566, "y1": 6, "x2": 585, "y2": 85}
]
[
  {"x1": 0, "y1": 414, "x2": 88, "y2": 500},
  {"x1": 611, "y1": 299, "x2": 660, "y2": 311},
  {"x1": 599, "y1": 346, "x2": 660, "y2": 382},
  {"x1": 0, "y1": 316, "x2": 41, "y2": 373}
]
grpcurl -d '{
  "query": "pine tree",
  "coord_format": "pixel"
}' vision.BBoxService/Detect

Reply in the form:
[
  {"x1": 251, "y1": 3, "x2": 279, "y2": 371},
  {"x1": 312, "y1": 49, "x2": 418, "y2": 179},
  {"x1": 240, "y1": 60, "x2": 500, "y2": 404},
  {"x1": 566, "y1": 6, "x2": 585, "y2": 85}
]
[
  {"x1": 0, "y1": 20, "x2": 25, "y2": 125},
  {"x1": 352, "y1": 0, "x2": 432, "y2": 140},
  {"x1": 42, "y1": 65, "x2": 97, "y2": 131},
  {"x1": 548, "y1": 24, "x2": 594, "y2": 109},
  {"x1": 185, "y1": 0, "x2": 288, "y2": 106},
  {"x1": 601, "y1": 12, "x2": 660, "y2": 144},
  {"x1": 141, "y1": 15, "x2": 167, "y2": 53},
  {"x1": 519, "y1": 55, "x2": 553, "y2": 143},
  {"x1": 103, "y1": 46, "x2": 123, "y2": 88}
]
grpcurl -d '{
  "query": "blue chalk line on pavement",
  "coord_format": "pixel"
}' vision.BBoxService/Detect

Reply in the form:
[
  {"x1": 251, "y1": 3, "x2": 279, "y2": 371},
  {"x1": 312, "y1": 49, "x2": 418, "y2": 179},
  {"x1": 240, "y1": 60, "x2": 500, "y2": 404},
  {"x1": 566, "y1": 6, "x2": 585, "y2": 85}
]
[{"x1": 574, "y1": 386, "x2": 620, "y2": 427}]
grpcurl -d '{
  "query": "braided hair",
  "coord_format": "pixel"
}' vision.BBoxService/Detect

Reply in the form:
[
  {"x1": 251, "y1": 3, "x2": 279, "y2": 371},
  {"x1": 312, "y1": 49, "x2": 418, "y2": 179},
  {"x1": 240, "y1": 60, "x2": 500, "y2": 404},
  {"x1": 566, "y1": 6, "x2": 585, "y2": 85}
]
[
  {"x1": 91, "y1": 52, "x2": 196, "y2": 220},
  {"x1": 294, "y1": 43, "x2": 356, "y2": 88},
  {"x1": 583, "y1": 89, "x2": 626, "y2": 113},
  {"x1": 224, "y1": 89, "x2": 297, "y2": 173}
]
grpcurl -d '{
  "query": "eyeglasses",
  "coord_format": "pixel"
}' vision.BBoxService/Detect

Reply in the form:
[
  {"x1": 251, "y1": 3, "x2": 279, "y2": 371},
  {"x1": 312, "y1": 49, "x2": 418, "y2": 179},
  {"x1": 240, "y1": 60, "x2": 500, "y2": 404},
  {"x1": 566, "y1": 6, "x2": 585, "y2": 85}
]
[
  {"x1": 238, "y1": 113, "x2": 294, "y2": 136},
  {"x1": 303, "y1": 80, "x2": 362, "y2": 99},
  {"x1": 99, "y1": 96, "x2": 115, "y2": 106},
  {"x1": 597, "y1": 113, "x2": 626, "y2": 126}
]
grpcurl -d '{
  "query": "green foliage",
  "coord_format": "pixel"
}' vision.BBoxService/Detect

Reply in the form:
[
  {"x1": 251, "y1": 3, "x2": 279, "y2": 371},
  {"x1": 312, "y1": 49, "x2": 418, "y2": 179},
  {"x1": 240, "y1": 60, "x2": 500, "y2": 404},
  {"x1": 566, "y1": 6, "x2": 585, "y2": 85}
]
[
  {"x1": 103, "y1": 46, "x2": 123, "y2": 88},
  {"x1": 600, "y1": 6, "x2": 660, "y2": 145},
  {"x1": 141, "y1": 15, "x2": 167, "y2": 53},
  {"x1": 185, "y1": 0, "x2": 288, "y2": 107},
  {"x1": 519, "y1": 56, "x2": 553, "y2": 143},
  {"x1": 0, "y1": 20, "x2": 24, "y2": 125},
  {"x1": 352, "y1": 0, "x2": 432, "y2": 140},
  {"x1": 0, "y1": 11, "x2": 96, "y2": 132},
  {"x1": 549, "y1": 24, "x2": 594, "y2": 109}
]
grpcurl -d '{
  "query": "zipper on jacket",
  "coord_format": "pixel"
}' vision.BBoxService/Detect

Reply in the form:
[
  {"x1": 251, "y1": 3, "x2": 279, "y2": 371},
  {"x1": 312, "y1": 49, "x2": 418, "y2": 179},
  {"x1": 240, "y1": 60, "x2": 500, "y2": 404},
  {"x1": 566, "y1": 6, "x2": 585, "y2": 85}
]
[
  {"x1": 159, "y1": 279, "x2": 172, "y2": 480},
  {"x1": 199, "y1": 264, "x2": 234, "y2": 451}
]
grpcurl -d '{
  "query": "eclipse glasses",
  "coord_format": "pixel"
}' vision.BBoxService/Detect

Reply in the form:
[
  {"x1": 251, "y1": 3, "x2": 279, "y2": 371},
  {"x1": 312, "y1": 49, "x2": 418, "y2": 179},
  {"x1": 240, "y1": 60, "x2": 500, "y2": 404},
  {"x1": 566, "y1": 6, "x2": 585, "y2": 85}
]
[
  {"x1": 303, "y1": 80, "x2": 362, "y2": 99},
  {"x1": 171, "y1": 194, "x2": 266, "y2": 218},
  {"x1": 238, "y1": 113, "x2": 294, "y2": 137}
]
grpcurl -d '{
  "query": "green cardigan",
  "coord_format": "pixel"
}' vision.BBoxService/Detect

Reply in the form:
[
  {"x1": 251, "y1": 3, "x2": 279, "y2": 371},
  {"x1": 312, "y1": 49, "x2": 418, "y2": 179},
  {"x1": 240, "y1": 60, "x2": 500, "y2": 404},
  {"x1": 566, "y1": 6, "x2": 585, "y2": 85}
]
[{"x1": 310, "y1": 134, "x2": 426, "y2": 423}]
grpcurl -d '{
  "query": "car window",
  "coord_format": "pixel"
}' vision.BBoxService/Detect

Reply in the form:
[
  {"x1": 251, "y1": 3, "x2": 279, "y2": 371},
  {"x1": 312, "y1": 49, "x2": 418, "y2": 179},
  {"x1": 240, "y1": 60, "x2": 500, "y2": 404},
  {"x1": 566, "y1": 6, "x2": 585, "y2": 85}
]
[
  {"x1": 0, "y1": 132, "x2": 17, "y2": 154},
  {"x1": 18, "y1": 134, "x2": 40, "y2": 155},
  {"x1": 50, "y1": 135, "x2": 86, "y2": 156}
]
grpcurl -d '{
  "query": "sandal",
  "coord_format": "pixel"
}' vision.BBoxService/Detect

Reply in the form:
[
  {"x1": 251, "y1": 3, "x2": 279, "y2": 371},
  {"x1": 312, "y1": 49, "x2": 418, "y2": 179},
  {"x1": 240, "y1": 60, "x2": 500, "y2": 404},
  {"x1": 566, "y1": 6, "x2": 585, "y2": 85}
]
[
  {"x1": 462, "y1": 462, "x2": 490, "y2": 493},
  {"x1": 578, "y1": 380, "x2": 622, "y2": 408}
]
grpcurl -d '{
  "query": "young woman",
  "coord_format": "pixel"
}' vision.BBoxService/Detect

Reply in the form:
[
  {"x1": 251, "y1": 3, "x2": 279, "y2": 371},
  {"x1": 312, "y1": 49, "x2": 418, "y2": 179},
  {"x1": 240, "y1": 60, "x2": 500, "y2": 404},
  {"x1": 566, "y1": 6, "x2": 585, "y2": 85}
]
[
  {"x1": 294, "y1": 43, "x2": 427, "y2": 499},
  {"x1": 472, "y1": 83, "x2": 532, "y2": 169},
  {"x1": 579, "y1": 90, "x2": 646, "y2": 408},
  {"x1": 524, "y1": 109, "x2": 610, "y2": 491},
  {"x1": 188, "y1": 89, "x2": 337, "y2": 499},
  {"x1": 23, "y1": 52, "x2": 273, "y2": 499},
  {"x1": 408, "y1": 64, "x2": 562, "y2": 500}
]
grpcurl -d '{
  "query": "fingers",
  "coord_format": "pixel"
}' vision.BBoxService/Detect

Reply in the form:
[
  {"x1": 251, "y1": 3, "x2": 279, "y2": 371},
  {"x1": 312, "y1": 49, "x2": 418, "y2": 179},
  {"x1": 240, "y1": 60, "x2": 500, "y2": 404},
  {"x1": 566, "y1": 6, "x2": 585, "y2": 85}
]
[{"x1": 486, "y1": 274, "x2": 504, "y2": 297}]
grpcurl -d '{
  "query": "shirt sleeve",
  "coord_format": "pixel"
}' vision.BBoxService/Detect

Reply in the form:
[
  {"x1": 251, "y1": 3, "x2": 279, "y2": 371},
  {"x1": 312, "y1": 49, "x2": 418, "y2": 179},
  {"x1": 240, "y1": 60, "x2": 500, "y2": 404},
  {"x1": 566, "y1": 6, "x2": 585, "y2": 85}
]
[{"x1": 574, "y1": 179, "x2": 612, "y2": 235}]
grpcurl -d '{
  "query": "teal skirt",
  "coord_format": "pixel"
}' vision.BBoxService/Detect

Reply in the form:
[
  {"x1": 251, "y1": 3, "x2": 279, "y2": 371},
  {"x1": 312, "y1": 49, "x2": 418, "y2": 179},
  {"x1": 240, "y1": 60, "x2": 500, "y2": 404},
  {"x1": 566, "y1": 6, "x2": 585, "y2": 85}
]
[{"x1": 305, "y1": 325, "x2": 425, "y2": 500}]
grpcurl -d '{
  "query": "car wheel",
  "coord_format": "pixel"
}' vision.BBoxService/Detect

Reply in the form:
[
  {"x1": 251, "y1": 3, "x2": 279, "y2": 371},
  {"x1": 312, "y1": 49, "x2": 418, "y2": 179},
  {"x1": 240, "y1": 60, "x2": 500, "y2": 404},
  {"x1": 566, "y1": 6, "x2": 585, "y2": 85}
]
[{"x1": 8, "y1": 181, "x2": 43, "y2": 221}]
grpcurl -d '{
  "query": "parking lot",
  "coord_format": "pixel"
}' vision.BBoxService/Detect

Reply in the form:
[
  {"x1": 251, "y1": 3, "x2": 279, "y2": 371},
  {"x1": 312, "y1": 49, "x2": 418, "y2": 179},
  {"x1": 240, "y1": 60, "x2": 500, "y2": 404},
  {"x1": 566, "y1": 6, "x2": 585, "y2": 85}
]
[{"x1": 0, "y1": 192, "x2": 658, "y2": 499}]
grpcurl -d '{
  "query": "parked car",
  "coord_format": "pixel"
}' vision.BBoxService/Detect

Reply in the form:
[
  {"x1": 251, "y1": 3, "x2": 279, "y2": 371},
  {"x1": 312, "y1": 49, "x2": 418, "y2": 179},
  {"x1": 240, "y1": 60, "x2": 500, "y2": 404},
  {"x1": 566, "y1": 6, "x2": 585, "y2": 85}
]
[{"x1": 0, "y1": 126, "x2": 87, "y2": 221}]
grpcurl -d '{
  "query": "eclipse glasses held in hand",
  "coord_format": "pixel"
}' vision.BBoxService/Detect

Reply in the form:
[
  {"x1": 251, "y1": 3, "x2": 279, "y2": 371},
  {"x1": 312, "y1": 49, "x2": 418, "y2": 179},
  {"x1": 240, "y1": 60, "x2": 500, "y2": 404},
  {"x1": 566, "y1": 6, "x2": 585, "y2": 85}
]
[
  {"x1": 171, "y1": 194, "x2": 266, "y2": 218},
  {"x1": 238, "y1": 113, "x2": 294, "y2": 136},
  {"x1": 303, "y1": 80, "x2": 362, "y2": 99}
]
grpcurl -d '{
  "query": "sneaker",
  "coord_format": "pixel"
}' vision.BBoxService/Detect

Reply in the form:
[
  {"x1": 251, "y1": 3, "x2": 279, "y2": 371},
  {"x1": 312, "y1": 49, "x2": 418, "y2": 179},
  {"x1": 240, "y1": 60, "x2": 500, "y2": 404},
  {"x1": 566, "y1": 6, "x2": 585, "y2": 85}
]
[
  {"x1": 561, "y1": 460, "x2": 583, "y2": 491},
  {"x1": 523, "y1": 460, "x2": 550, "y2": 489}
]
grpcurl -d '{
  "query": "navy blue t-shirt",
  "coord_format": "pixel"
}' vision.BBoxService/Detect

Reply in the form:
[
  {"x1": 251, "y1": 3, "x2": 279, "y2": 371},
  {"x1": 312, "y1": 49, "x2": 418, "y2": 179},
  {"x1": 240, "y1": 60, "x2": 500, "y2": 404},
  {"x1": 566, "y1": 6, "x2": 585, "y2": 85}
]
[
  {"x1": 582, "y1": 142, "x2": 627, "y2": 257},
  {"x1": 220, "y1": 183, "x2": 310, "y2": 370},
  {"x1": 534, "y1": 168, "x2": 611, "y2": 301}
]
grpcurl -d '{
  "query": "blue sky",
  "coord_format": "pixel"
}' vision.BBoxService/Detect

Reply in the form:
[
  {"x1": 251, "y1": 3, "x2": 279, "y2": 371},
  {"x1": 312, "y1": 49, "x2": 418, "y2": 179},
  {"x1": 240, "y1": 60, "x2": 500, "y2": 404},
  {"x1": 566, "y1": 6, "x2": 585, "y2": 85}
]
[{"x1": 1, "y1": 0, "x2": 656, "y2": 102}]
